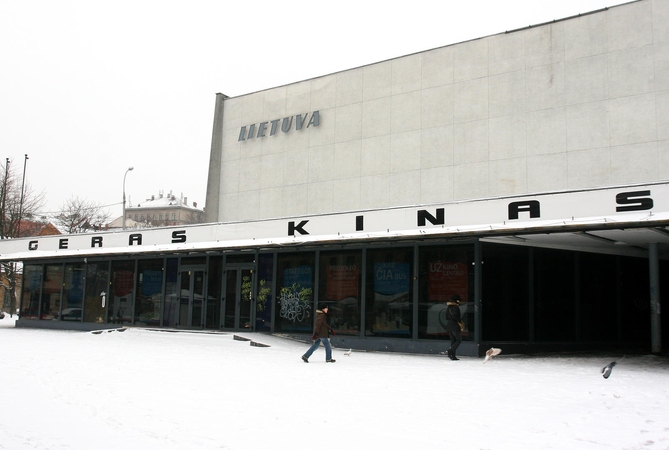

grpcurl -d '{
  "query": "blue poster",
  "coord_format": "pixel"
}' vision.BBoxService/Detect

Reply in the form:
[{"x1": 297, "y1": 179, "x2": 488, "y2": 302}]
[
  {"x1": 142, "y1": 270, "x2": 163, "y2": 296},
  {"x1": 374, "y1": 263, "x2": 410, "y2": 295},
  {"x1": 283, "y1": 265, "x2": 312, "y2": 288}
]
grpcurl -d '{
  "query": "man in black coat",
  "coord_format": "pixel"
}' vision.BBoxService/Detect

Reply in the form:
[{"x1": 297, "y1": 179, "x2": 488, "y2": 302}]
[{"x1": 446, "y1": 295, "x2": 463, "y2": 360}]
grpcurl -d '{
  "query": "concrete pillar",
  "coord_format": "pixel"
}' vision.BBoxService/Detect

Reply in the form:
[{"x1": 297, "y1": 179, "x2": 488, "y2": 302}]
[{"x1": 649, "y1": 243, "x2": 662, "y2": 354}]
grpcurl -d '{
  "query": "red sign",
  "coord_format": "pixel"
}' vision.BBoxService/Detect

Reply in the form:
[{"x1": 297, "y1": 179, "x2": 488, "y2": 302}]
[
  {"x1": 428, "y1": 261, "x2": 467, "y2": 302},
  {"x1": 114, "y1": 270, "x2": 134, "y2": 297},
  {"x1": 326, "y1": 264, "x2": 359, "y2": 300}
]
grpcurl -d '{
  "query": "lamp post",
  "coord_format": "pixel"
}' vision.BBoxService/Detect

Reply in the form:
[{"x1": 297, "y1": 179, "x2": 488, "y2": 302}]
[
  {"x1": 1, "y1": 158, "x2": 9, "y2": 239},
  {"x1": 17, "y1": 154, "x2": 28, "y2": 237},
  {"x1": 122, "y1": 167, "x2": 134, "y2": 230}
]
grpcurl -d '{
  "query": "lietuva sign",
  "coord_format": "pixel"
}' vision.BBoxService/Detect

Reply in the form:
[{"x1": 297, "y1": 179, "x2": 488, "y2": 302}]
[
  {"x1": 0, "y1": 183, "x2": 666, "y2": 260},
  {"x1": 238, "y1": 111, "x2": 320, "y2": 141}
]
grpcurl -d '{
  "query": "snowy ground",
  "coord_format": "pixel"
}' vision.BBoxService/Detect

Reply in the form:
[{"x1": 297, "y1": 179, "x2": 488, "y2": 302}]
[{"x1": 1, "y1": 315, "x2": 668, "y2": 450}]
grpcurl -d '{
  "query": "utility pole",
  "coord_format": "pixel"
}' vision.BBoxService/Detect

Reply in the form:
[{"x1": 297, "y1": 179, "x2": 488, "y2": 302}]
[
  {"x1": 1, "y1": 158, "x2": 9, "y2": 239},
  {"x1": 17, "y1": 154, "x2": 28, "y2": 237}
]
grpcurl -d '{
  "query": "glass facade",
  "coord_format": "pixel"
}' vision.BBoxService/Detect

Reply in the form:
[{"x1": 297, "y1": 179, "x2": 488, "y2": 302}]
[
  {"x1": 206, "y1": 256, "x2": 222, "y2": 329},
  {"x1": 365, "y1": 248, "x2": 413, "y2": 338},
  {"x1": 275, "y1": 252, "x2": 314, "y2": 333},
  {"x1": 15, "y1": 241, "x2": 657, "y2": 353},
  {"x1": 578, "y1": 253, "x2": 618, "y2": 342},
  {"x1": 534, "y1": 249, "x2": 576, "y2": 341},
  {"x1": 43, "y1": 264, "x2": 63, "y2": 320},
  {"x1": 255, "y1": 253, "x2": 274, "y2": 332},
  {"x1": 481, "y1": 242, "x2": 650, "y2": 346},
  {"x1": 84, "y1": 262, "x2": 109, "y2": 323},
  {"x1": 62, "y1": 263, "x2": 85, "y2": 321},
  {"x1": 481, "y1": 244, "x2": 530, "y2": 341},
  {"x1": 109, "y1": 260, "x2": 135, "y2": 324},
  {"x1": 20, "y1": 264, "x2": 42, "y2": 319},
  {"x1": 163, "y1": 258, "x2": 179, "y2": 327},
  {"x1": 318, "y1": 250, "x2": 361, "y2": 336},
  {"x1": 135, "y1": 259, "x2": 164, "y2": 326},
  {"x1": 418, "y1": 245, "x2": 475, "y2": 340}
]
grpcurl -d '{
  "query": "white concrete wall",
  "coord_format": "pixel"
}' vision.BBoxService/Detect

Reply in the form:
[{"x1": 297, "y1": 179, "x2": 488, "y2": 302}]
[{"x1": 211, "y1": 0, "x2": 669, "y2": 222}]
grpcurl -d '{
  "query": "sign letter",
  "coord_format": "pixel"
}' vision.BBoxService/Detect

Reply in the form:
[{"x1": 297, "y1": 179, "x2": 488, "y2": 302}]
[
  {"x1": 129, "y1": 234, "x2": 142, "y2": 245},
  {"x1": 509, "y1": 201, "x2": 540, "y2": 220},
  {"x1": 616, "y1": 190, "x2": 653, "y2": 212},
  {"x1": 295, "y1": 114, "x2": 308, "y2": 130},
  {"x1": 171, "y1": 230, "x2": 187, "y2": 243},
  {"x1": 288, "y1": 220, "x2": 309, "y2": 236},
  {"x1": 417, "y1": 208, "x2": 445, "y2": 226},
  {"x1": 91, "y1": 236, "x2": 103, "y2": 248},
  {"x1": 307, "y1": 111, "x2": 320, "y2": 128}
]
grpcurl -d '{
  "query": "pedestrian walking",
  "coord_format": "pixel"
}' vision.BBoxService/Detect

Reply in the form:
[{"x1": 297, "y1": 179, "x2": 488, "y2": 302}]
[
  {"x1": 446, "y1": 294, "x2": 463, "y2": 360},
  {"x1": 302, "y1": 305, "x2": 336, "y2": 363}
]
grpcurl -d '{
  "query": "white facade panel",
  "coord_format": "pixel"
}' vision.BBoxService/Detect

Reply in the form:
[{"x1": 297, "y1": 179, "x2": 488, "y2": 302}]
[{"x1": 207, "y1": 0, "x2": 668, "y2": 224}]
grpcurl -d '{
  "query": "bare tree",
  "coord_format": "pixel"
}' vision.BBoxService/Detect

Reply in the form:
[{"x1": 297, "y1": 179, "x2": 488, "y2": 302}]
[
  {"x1": 55, "y1": 196, "x2": 112, "y2": 234},
  {"x1": 183, "y1": 210, "x2": 204, "y2": 225},
  {"x1": 1, "y1": 158, "x2": 46, "y2": 316}
]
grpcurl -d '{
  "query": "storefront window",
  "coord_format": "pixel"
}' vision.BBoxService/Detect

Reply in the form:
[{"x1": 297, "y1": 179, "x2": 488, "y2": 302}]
[
  {"x1": 579, "y1": 253, "x2": 617, "y2": 341},
  {"x1": 481, "y1": 243, "x2": 529, "y2": 341},
  {"x1": 275, "y1": 253, "x2": 314, "y2": 333},
  {"x1": 365, "y1": 248, "x2": 413, "y2": 338},
  {"x1": 109, "y1": 260, "x2": 135, "y2": 324},
  {"x1": 20, "y1": 265, "x2": 42, "y2": 319},
  {"x1": 62, "y1": 263, "x2": 85, "y2": 322},
  {"x1": 42, "y1": 264, "x2": 63, "y2": 320},
  {"x1": 163, "y1": 258, "x2": 179, "y2": 327},
  {"x1": 84, "y1": 262, "x2": 109, "y2": 323},
  {"x1": 135, "y1": 259, "x2": 164, "y2": 326},
  {"x1": 418, "y1": 245, "x2": 474, "y2": 340},
  {"x1": 534, "y1": 249, "x2": 575, "y2": 341},
  {"x1": 319, "y1": 250, "x2": 361, "y2": 336},
  {"x1": 256, "y1": 253, "x2": 274, "y2": 332},
  {"x1": 206, "y1": 256, "x2": 223, "y2": 329}
]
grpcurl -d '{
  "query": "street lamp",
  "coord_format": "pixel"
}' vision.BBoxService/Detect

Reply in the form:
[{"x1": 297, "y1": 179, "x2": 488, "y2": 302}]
[
  {"x1": 122, "y1": 167, "x2": 134, "y2": 230},
  {"x1": 17, "y1": 154, "x2": 28, "y2": 237}
]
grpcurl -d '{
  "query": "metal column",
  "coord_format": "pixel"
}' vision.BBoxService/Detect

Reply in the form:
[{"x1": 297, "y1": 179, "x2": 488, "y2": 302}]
[{"x1": 649, "y1": 243, "x2": 662, "y2": 354}]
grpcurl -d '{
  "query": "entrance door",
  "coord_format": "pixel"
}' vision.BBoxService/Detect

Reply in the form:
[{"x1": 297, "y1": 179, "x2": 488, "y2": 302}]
[
  {"x1": 223, "y1": 265, "x2": 254, "y2": 330},
  {"x1": 178, "y1": 268, "x2": 205, "y2": 328}
]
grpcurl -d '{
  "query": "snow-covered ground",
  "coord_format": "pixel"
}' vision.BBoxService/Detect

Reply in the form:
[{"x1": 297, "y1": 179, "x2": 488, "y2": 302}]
[{"x1": 1, "y1": 315, "x2": 668, "y2": 450}]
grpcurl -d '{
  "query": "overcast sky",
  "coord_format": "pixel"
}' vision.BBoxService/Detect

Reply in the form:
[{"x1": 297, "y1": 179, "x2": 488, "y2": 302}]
[{"x1": 0, "y1": 0, "x2": 629, "y2": 222}]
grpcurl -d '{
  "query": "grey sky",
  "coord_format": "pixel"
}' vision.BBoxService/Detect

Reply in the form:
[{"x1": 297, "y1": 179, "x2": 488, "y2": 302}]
[{"x1": 0, "y1": 0, "x2": 629, "y2": 221}]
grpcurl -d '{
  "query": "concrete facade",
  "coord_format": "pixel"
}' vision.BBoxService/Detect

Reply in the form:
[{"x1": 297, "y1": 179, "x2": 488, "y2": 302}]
[{"x1": 206, "y1": 0, "x2": 669, "y2": 224}]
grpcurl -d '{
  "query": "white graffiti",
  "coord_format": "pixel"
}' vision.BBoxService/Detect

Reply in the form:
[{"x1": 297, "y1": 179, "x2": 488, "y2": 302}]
[{"x1": 279, "y1": 290, "x2": 311, "y2": 323}]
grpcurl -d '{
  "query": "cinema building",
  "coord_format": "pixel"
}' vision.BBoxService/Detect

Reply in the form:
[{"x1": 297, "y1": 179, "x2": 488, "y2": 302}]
[{"x1": 2, "y1": 0, "x2": 667, "y2": 355}]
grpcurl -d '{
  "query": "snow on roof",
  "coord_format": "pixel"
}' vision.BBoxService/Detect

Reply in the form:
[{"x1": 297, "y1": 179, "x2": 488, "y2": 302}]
[{"x1": 130, "y1": 193, "x2": 201, "y2": 210}]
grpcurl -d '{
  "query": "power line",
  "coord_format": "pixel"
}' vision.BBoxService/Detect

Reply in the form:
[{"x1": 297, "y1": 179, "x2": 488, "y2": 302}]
[{"x1": 34, "y1": 201, "x2": 123, "y2": 218}]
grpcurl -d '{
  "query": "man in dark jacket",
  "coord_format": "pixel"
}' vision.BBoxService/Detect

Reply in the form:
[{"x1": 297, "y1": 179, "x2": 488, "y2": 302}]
[
  {"x1": 446, "y1": 294, "x2": 463, "y2": 360},
  {"x1": 302, "y1": 305, "x2": 336, "y2": 363}
]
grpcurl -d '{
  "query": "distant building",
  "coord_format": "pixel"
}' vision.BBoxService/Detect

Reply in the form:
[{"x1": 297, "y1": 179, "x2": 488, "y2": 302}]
[
  {"x1": 17, "y1": 221, "x2": 61, "y2": 237},
  {"x1": 126, "y1": 191, "x2": 203, "y2": 227}
]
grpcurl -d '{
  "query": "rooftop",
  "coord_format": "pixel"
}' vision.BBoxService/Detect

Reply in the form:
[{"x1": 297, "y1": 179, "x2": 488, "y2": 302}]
[{"x1": 130, "y1": 191, "x2": 201, "y2": 211}]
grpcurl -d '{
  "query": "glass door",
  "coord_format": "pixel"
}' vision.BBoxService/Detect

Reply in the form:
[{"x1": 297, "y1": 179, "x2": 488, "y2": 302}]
[
  {"x1": 223, "y1": 265, "x2": 254, "y2": 330},
  {"x1": 178, "y1": 268, "x2": 206, "y2": 328}
]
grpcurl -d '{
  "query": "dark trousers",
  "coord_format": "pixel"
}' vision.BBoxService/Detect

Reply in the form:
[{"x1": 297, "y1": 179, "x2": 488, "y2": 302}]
[{"x1": 448, "y1": 330, "x2": 462, "y2": 355}]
